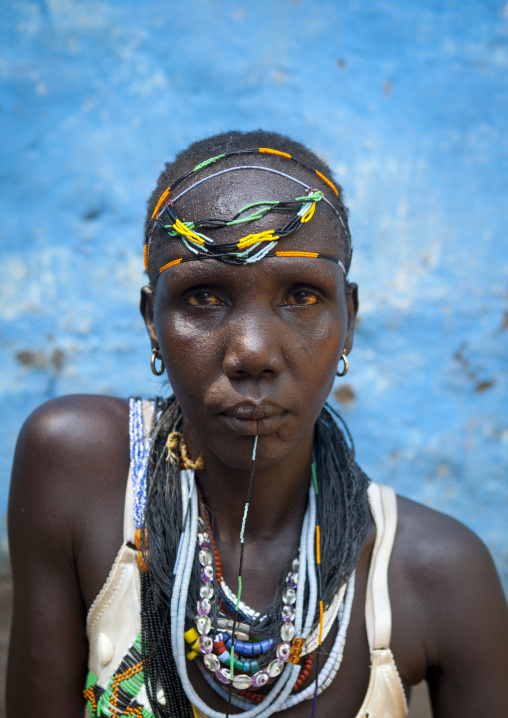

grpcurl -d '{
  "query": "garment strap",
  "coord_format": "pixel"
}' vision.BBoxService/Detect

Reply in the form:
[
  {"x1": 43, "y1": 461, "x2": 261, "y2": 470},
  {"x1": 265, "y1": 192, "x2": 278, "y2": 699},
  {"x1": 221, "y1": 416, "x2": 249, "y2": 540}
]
[
  {"x1": 124, "y1": 398, "x2": 156, "y2": 544},
  {"x1": 365, "y1": 482, "x2": 398, "y2": 651}
]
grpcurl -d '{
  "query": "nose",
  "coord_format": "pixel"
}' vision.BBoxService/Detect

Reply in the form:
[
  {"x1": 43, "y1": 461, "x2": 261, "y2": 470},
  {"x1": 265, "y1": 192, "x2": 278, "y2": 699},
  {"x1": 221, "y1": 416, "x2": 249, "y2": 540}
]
[{"x1": 223, "y1": 313, "x2": 285, "y2": 380}]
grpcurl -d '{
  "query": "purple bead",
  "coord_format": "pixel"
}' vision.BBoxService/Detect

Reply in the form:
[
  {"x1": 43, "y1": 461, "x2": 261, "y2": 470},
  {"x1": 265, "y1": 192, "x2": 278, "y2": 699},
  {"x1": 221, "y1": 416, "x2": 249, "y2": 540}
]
[
  {"x1": 215, "y1": 668, "x2": 231, "y2": 684},
  {"x1": 199, "y1": 635, "x2": 213, "y2": 654},
  {"x1": 286, "y1": 571, "x2": 298, "y2": 588},
  {"x1": 197, "y1": 598, "x2": 211, "y2": 616},
  {"x1": 251, "y1": 671, "x2": 269, "y2": 688},
  {"x1": 276, "y1": 641, "x2": 291, "y2": 661},
  {"x1": 201, "y1": 566, "x2": 213, "y2": 582},
  {"x1": 281, "y1": 604, "x2": 295, "y2": 622}
]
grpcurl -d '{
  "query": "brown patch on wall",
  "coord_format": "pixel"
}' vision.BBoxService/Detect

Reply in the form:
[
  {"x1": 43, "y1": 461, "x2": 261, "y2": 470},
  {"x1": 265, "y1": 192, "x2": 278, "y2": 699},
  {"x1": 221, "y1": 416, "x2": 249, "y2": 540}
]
[
  {"x1": 334, "y1": 384, "x2": 356, "y2": 405},
  {"x1": 16, "y1": 350, "x2": 46, "y2": 368},
  {"x1": 475, "y1": 379, "x2": 496, "y2": 392},
  {"x1": 382, "y1": 79, "x2": 392, "y2": 96},
  {"x1": 15, "y1": 348, "x2": 66, "y2": 371}
]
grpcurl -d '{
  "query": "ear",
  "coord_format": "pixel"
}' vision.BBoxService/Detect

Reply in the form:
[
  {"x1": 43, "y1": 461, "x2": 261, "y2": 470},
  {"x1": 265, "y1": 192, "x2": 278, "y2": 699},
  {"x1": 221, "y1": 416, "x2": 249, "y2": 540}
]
[
  {"x1": 140, "y1": 286, "x2": 158, "y2": 349},
  {"x1": 344, "y1": 282, "x2": 359, "y2": 355}
]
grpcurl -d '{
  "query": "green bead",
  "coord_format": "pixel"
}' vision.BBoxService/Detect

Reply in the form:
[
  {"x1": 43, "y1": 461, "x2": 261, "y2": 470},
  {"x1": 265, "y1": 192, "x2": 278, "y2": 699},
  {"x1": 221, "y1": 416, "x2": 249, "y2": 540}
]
[
  {"x1": 243, "y1": 660, "x2": 251, "y2": 673},
  {"x1": 234, "y1": 657, "x2": 244, "y2": 670},
  {"x1": 250, "y1": 660, "x2": 259, "y2": 673}
]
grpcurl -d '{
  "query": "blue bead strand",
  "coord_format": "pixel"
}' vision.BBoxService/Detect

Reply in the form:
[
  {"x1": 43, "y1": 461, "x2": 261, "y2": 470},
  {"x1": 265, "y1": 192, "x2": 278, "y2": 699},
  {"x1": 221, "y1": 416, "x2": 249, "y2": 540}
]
[{"x1": 129, "y1": 398, "x2": 156, "y2": 529}]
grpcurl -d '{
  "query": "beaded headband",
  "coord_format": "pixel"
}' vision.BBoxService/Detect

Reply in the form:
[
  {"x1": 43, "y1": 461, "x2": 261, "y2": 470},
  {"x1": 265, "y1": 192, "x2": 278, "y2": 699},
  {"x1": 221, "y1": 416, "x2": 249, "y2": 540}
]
[{"x1": 145, "y1": 148, "x2": 351, "y2": 279}]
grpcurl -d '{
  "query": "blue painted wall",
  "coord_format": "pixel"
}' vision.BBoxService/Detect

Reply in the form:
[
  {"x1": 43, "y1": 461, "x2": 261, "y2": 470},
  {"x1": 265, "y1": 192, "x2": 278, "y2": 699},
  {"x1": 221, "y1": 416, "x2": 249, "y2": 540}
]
[{"x1": 1, "y1": 0, "x2": 507, "y2": 587}]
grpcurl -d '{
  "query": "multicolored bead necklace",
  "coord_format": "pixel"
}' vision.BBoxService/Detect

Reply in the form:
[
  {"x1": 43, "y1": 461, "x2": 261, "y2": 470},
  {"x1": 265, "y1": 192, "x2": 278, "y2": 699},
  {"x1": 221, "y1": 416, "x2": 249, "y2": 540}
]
[
  {"x1": 184, "y1": 532, "x2": 300, "y2": 692},
  {"x1": 134, "y1": 412, "x2": 356, "y2": 718}
]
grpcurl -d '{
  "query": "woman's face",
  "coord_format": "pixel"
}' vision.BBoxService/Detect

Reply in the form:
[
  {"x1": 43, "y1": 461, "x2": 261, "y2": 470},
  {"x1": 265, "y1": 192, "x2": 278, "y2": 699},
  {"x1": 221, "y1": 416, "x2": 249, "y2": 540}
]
[{"x1": 142, "y1": 171, "x2": 358, "y2": 470}]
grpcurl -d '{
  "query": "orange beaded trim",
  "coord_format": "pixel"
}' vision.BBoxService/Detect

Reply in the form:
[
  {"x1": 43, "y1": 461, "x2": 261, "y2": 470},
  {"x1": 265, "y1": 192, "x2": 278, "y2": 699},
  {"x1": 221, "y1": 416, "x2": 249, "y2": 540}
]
[{"x1": 135, "y1": 528, "x2": 150, "y2": 573}]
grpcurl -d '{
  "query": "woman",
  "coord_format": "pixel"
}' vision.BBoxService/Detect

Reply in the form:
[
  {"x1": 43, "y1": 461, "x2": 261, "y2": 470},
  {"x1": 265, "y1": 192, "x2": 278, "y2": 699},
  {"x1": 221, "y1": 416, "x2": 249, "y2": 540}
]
[{"x1": 7, "y1": 130, "x2": 508, "y2": 718}]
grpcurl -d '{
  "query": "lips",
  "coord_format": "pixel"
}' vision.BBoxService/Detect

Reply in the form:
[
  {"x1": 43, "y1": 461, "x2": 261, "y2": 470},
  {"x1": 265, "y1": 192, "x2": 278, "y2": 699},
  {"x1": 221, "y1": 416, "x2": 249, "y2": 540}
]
[
  {"x1": 218, "y1": 402, "x2": 287, "y2": 436},
  {"x1": 221, "y1": 403, "x2": 285, "y2": 420}
]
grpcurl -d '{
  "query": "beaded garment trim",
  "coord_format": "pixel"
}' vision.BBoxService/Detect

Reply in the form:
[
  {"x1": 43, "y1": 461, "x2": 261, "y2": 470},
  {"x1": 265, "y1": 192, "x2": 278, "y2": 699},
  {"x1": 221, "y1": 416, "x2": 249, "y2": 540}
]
[{"x1": 129, "y1": 398, "x2": 155, "y2": 530}]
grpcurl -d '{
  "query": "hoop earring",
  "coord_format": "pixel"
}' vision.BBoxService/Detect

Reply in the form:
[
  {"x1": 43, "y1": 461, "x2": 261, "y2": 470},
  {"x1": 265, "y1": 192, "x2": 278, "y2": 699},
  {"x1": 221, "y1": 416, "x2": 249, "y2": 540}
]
[
  {"x1": 336, "y1": 350, "x2": 349, "y2": 377},
  {"x1": 150, "y1": 347, "x2": 165, "y2": 376}
]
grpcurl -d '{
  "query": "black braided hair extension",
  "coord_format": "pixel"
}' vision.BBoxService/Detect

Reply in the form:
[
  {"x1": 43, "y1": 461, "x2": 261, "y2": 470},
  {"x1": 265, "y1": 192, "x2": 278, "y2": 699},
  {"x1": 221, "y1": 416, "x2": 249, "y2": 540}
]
[{"x1": 140, "y1": 396, "x2": 370, "y2": 713}]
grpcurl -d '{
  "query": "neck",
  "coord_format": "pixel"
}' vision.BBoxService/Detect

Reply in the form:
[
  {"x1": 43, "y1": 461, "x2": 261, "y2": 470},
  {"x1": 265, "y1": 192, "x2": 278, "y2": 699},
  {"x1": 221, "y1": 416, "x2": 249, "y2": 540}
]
[{"x1": 186, "y1": 430, "x2": 314, "y2": 547}]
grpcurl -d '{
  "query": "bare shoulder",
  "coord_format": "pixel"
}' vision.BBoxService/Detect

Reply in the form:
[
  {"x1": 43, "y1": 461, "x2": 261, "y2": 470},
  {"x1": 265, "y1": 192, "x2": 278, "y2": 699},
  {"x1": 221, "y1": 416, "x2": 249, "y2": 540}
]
[
  {"x1": 11, "y1": 394, "x2": 130, "y2": 505},
  {"x1": 12, "y1": 393, "x2": 129, "y2": 473},
  {"x1": 392, "y1": 494, "x2": 508, "y2": 678},
  {"x1": 394, "y1": 496, "x2": 495, "y2": 598},
  {"x1": 9, "y1": 394, "x2": 131, "y2": 604},
  {"x1": 395, "y1": 494, "x2": 495, "y2": 585}
]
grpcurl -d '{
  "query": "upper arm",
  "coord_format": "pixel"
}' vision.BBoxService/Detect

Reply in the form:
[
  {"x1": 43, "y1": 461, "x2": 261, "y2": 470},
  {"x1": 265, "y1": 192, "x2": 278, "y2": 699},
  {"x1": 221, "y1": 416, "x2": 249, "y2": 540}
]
[
  {"x1": 7, "y1": 395, "x2": 129, "y2": 718},
  {"x1": 413, "y1": 508, "x2": 508, "y2": 716}
]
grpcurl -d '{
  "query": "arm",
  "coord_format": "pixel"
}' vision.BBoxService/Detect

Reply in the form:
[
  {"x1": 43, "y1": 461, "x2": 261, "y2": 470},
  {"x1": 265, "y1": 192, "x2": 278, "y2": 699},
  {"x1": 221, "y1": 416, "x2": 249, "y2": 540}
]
[
  {"x1": 7, "y1": 396, "x2": 129, "y2": 718},
  {"x1": 416, "y1": 511, "x2": 508, "y2": 715}
]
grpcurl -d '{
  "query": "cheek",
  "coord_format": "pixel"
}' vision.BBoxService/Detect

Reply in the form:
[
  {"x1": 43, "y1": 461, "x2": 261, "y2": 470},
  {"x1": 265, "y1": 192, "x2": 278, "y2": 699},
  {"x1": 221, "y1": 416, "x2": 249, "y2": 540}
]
[{"x1": 154, "y1": 309, "x2": 221, "y2": 385}]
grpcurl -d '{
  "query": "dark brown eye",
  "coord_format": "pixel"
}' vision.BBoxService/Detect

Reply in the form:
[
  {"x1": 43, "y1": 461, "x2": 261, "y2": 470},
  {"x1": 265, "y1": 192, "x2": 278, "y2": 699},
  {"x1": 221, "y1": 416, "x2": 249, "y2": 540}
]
[
  {"x1": 281, "y1": 290, "x2": 319, "y2": 306},
  {"x1": 187, "y1": 291, "x2": 223, "y2": 306}
]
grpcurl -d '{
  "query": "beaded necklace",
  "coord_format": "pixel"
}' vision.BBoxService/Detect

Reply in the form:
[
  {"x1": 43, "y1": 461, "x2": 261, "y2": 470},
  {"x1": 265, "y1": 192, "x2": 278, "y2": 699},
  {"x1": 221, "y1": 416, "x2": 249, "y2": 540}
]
[
  {"x1": 171, "y1": 467, "x2": 310, "y2": 718},
  {"x1": 134, "y1": 400, "x2": 361, "y2": 718}
]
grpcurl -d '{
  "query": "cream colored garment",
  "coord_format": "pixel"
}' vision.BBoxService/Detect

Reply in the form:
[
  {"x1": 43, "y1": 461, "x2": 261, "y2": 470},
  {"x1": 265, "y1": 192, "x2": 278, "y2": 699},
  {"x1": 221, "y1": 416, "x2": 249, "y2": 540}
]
[
  {"x1": 85, "y1": 415, "x2": 407, "y2": 716},
  {"x1": 355, "y1": 481, "x2": 408, "y2": 717}
]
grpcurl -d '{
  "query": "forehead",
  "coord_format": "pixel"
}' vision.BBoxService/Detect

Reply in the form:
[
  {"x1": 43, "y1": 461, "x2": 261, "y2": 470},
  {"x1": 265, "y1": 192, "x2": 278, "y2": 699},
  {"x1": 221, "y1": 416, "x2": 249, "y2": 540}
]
[
  {"x1": 150, "y1": 166, "x2": 346, "y2": 274},
  {"x1": 173, "y1": 167, "x2": 340, "y2": 235}
]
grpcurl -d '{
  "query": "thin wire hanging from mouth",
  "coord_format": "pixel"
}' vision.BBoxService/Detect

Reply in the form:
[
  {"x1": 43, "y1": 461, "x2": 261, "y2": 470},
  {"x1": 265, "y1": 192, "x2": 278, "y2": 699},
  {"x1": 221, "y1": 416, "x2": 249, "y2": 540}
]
[{"x1": 226, "y1": 434, "x2": 259, "y2": 717}]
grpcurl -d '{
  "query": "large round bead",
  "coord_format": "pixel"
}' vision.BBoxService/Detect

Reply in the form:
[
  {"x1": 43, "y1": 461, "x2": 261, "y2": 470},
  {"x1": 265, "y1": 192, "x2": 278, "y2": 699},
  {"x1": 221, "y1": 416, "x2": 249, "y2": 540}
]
[
  {"x1": 215, "y1": 668, "x2": 232, "y2": 684},
  {"x1": 200, "y1": 583, "x2": 214, "y2": 599},
  {"x1": 199, "y1": 549, "x2": 213, "y2": 566},
  {"x1": 197, "y1": 531, "x2": 210, "y2": 547},
  {"x1": 282, "y1": 587, "x2": 297, "y2": 605},
  {"x1": 204, "y1": 653, "x2": 220, "y2": 672},
  {"x1": 251, "y1": 671, "x2": 269, "y2": 688},
  {"x1": 232, "y1": 674, "x2": 252, "y2": 690},
  {"x1": 281, "y1": 605, "x2": 295, "y2": 622},
  {"x1": 280, "y1": 622, "x2": 295, "y2": 642},
  {"x1": 199, "y1": 635, "x2": 213, "y2": 654},
  {"x1": 267, "y1": 659, "x2": 284, "y2": 677},
  {"x1": 276, "y1": 642, "x2": 292, "y2": 661},
  {"x1": 196, "y1": 616, "x2": 212, "y2": 635}
]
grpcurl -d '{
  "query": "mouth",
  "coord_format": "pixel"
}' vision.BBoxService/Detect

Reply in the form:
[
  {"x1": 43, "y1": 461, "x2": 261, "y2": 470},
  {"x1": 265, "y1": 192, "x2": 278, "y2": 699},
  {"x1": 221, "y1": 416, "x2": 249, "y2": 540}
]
[{"x1": 219, "y1": 402, "x2": 286, "y2": 436}]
